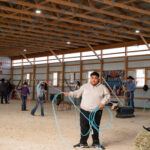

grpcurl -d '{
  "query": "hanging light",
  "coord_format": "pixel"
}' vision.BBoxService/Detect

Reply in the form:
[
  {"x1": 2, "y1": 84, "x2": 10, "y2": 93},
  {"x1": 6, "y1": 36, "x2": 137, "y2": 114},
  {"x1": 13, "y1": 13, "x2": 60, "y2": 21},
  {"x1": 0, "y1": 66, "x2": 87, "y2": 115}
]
[
  {"x1": 66, "y1": 41, "x2": 71, "y2": 45},
  {"x1": 35, "y1": 9, "x2": 41, "y2": 14},
  {"x1": 135, "y1": 30, "x2": 140, "y2": 34}
]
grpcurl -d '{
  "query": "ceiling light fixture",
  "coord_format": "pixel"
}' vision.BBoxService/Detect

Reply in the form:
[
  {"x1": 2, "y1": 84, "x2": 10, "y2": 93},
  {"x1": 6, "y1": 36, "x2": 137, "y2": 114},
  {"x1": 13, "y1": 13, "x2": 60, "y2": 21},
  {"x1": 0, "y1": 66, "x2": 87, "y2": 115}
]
[
  {"x1": 135, "y1": 30, "x2": 140, "y2": 33},
  {"x1": 66, "y1": 41, "x2": 71, "y2": 45},
  {"x1": 36, "y1": 9, "x2": 41, "y2": 14}
]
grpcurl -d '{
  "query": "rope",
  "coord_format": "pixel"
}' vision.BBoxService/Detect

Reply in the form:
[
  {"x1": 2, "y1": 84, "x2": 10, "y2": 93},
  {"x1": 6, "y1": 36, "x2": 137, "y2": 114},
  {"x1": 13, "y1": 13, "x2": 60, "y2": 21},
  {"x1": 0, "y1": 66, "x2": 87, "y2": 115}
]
[{"x1": 52, "y1": 92, "x2": 113, "y2": 150}]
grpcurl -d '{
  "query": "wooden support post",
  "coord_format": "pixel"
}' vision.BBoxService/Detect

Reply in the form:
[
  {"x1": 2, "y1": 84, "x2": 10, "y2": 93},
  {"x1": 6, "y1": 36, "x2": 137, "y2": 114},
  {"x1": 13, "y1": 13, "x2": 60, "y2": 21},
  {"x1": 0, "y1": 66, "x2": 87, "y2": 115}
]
[
  {"x1": 61, "y1": 55, "x2": 65, "y2": 100},
  {"x1": 49, "y1": 49, "x2": 62, "y2": 64},
  {"x1": 87, "y1": 43, "x2": 101, "y2": 61},
  {"x1": 140, "y1": 34, "x2": 150, "y2": 50},
  {"x1": 80, "y1": 52, "x2": 82, "y2": 85},
  {"x1": 21, "y1": 59, "x2": 24, "y2": 85},
  {"x1": 88, "y1": 44, "x2": 103, "y2": 82},
  {"x1": 145, "y1": 68, "x2": 148, "y2": 85},
  {"x1": 46, "y1": 56, "x2": 49, "y2": 101},
  {"x1": 100, "y1": 50, "x2": 103, "y2": 83},
  {"x1": 10, "y1": 59, "x2": 13, "y2": 82},
  {"x1": 21, "y1": 53, "x2": 33, "y2": 66},
  {"x1": 32, "y1": 58, "x2": 36, "y2": 100},
  {"x1": 124, "y1": 46, "x2": 128, "y2": 106}
]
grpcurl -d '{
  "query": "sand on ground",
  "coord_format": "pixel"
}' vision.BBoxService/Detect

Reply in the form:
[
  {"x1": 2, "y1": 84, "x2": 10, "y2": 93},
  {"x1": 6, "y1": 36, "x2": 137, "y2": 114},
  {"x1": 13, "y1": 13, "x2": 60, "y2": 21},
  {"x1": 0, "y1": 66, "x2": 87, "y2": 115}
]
[{"x1": 0, "y1": 100, "x2": 150, "y2": 150}]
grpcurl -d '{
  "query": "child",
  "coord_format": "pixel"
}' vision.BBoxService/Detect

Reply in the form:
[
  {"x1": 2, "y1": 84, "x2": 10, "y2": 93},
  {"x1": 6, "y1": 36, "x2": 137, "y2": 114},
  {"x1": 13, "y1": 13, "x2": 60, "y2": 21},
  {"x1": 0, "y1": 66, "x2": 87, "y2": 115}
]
[
  {"x1": 17, "y1": 82, "x2": 30, "y2": 111},
  {"x1": 31, "y1": 81, "x2": 46, "y2": 116}
]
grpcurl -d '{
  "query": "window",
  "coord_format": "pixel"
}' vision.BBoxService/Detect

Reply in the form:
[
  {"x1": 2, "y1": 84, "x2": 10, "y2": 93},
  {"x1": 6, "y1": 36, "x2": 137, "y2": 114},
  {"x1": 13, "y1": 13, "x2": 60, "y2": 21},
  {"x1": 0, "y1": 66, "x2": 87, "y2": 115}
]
[
  {"x1": 135, "y1": 69, "x2": 145, "y2": 87},
  {"x1": 26, "y1": 74, "x2": 30, "y2": 80},
  {"x1": 87, "y1": 71, "x2": 93, "y2": 82},
  {"x1": 127, "y1": 45, "x2": 148, "y2": 51},
  {"x1": 82, "y1": 50, "x2": 101, "y2": 60},
  {"x1": 13, "y1": 59, "x2": 22, "y2": 63},
  {"x1": 49, "y1": 55, "x2": 62, "y2": 63},
  {"x1": 25, "y1": 73, "x2": 31, "y2": 85},
  {"x1": 82, "y1": 50, "x2": 101, "y2": 56},
  {"x1": 13, "y1": 59, "x2": 22, "y2": 66},
  {"x1": 49, "y1": 55, "x2": 62, "y2": 60},
  {"x1": 64, "y1": 52, "x2": 80, "y2": 62},
  {"x1": 49, "y1": 60, "x2": 59, "y2": 63},
  {"x1": 35, "y1": 57, "x2": 47, "y2": 65},
  {"x1": 35, "y1": 61, "x2": 47, "y2": 64},
  {"x1": 35, "y1": 56, "x2": 47, "y2": 61},
  {"x1": 82, "y1": 51, "x2": 94, "y2": 56},
  {"x1": 64, "y1": 52, "x2": 80, "y2": 58},
  {"x1": 127, "y1": 50, "x2": 150, "y2": 56},
  {"x1": 13, "y1": 63, "x2": 22, "y2": 67},
  {"x1": 52, "y1": 72, "x2": 58, "y2": 86},
  {"x1": 64, "y1": 57, "x2": 80, "y2": 62},
  {"x1": 103, "y1": 47, "x2": 125, "y2": 54},
  {"x1": 82, "y1": 56, "x2": 98, "y2": 60},
  {"x1": 23, "y1": 58, "x2": 34, "y2": 62},
  {"x1": 103, "y1": 53, "x2": 125, "y2": 58}
]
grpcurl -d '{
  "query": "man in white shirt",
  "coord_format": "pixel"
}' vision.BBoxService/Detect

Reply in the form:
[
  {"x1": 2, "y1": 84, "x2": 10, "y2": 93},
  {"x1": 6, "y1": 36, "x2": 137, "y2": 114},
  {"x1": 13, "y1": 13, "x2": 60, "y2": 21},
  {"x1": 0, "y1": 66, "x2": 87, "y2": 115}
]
[{"x1": 64, "y1": 72, "x2": 110, "y2": 149}]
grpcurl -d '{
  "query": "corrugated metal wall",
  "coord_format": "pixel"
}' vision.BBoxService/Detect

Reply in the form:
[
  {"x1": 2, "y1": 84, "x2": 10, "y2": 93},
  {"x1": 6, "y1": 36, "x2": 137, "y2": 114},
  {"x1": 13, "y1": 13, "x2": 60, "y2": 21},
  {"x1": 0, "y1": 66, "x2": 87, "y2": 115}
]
[
  {"x1": 12, "y1": 55, "x2": 150, "y2": 108},
  {"x1": 0, "y1": 57, "x2": 11, "y2": 80}
]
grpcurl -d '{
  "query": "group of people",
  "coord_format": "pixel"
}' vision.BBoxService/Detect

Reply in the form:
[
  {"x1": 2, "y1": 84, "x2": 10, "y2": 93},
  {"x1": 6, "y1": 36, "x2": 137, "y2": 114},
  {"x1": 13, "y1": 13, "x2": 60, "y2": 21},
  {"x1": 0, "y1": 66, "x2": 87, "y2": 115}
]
[
  {"x1": 1, "y1": 72, "x2": 145, "y2": 149},
  {"x1": 0, "y1": 78, "x2": 14, "y2": 104}
]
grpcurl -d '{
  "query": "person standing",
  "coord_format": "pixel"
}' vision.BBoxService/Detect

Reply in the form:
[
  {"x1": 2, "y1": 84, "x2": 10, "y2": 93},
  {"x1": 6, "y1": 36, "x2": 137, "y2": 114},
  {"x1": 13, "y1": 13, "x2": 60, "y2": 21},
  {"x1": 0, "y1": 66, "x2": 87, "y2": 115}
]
[
  {"x1": 31, "y1": 81, "x2": 46, "y2": 116},
  {"x1": 120, "y1": 76, "x2": 136, "y2": 109},
  {"x1": 64, "y1": 72, "x2": 110, "y2": 149},
  {"x1": 17, "y1": 82, "x2": 30, "y2": 111},
  {"x1": 0, "y1": 79, "x2": 8, "y2": 104}
]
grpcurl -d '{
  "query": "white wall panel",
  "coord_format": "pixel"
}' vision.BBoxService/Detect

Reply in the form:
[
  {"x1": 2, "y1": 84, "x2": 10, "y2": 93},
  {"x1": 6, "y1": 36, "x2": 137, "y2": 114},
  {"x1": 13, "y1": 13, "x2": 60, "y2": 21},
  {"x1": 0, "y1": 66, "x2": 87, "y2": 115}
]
[{"x1": 103, "y1": 63, "x2": 124, "y2": 70}]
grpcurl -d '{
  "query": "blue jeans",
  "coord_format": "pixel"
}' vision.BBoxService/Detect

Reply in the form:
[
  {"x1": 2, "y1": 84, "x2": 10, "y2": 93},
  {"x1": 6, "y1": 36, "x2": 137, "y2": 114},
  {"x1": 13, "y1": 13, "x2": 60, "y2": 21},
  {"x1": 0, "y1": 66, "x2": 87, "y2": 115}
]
[
  {"x1": 22, "y1": 95, "x2": 27, "y2": 110},
  {"x1": 127, "y1": 92, "x2": 134, "y2": 109},
  {"x1": 31, "y1": 97, "x2": 44, "y2": 116}
]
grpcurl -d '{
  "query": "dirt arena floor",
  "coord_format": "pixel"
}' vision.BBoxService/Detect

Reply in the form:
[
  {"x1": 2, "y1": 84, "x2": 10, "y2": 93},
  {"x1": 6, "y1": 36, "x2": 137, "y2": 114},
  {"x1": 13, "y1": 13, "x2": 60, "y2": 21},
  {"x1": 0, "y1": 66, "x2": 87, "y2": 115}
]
[{"x1": 0, "y1": 100, "x2": 150, "y2": 150}]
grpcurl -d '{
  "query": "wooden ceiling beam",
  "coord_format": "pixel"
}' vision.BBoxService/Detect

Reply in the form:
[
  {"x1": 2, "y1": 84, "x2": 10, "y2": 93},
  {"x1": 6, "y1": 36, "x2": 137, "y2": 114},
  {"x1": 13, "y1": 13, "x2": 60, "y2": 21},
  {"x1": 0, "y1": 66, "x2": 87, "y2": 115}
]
[
  {"x1": 0, "y1": 48, "x2": 50, "y2": 57},
  {"x1": 0, "y1": 20, "x2": 122, "y2": 43},
  {"x1": 0, "y1": 13, "x2": 135, "y2": 41},
  {"x1": 87, "y1": 43, "x2": 101, "y2": 62},
  {"x1": 94, "y1": 0, "x2": 150, "y2": 16},
  {"x1": 0, "y1": 25, "x2": 106, "y2": 46},
  {"x1": 0, "y1": 24, "x2": 100, "y2": 47},
  {"x1": 0, "y1": 4, "x2": 149, "y2": 39},
  {"x1": 49, "y1": 48, "x2": 62, "y2": 64},
  {"x1": 0, "y1": 32, "x2": 80, "y2": 52},
  {"x1": 21, "y1": 53, "x2": 33, "y2": 66},
  {"x1": 11, "y1": 38, "x2": 150, "y2": 60},
  {"x1": 0, "y1": 37, "x2": 74, "y2": 51},
  {"x1": 1, "y1": 0, "x2": 148, "y2": 33},
  {"x1": 45, "y1": 0, "x2": 150, "y2": 26},
  {"x1": 0, "y1": 32, "x2": 82, "y2": 49},
  {"x1": 101, "y1": 0, "x2": 135, "y2": 11},
  {"x1": 142, "y1": 0, "x2": 150, "y2": 3},
  {"x1": 140, "y1": 34, "x2": 150, "y2": 50}
]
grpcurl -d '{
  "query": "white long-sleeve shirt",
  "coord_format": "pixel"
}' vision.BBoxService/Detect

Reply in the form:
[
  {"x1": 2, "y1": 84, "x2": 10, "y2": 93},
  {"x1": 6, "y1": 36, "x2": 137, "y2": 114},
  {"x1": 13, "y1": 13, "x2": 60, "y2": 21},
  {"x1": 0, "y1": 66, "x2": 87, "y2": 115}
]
[{"x1": 69, "y1": 82, "x2": 110, "y2": 112}]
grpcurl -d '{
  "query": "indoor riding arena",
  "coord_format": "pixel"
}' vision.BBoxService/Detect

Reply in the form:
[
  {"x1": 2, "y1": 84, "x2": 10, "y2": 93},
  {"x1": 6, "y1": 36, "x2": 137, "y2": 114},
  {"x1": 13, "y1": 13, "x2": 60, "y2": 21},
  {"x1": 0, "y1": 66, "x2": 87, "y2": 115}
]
[{"x1": 0, "y1": 1, "x2": 150, "y2": 150}]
